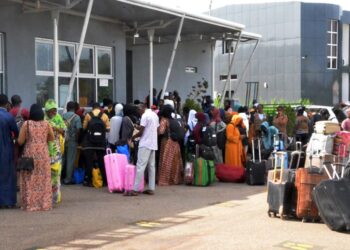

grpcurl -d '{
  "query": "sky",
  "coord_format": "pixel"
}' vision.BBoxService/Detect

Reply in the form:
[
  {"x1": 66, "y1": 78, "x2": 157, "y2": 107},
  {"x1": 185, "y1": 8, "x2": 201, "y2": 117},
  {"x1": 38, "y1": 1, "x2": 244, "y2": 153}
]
[{"x1": 147, "y1": 0, "x2": 350, "y2": 13}]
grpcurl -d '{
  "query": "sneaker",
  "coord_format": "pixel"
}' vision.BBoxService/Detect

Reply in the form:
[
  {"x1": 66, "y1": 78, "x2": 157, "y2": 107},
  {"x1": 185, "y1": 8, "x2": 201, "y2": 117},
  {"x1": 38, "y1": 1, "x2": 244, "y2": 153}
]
[{"x1": 142, "y1": 190, "x2": 154, "y2": 195}]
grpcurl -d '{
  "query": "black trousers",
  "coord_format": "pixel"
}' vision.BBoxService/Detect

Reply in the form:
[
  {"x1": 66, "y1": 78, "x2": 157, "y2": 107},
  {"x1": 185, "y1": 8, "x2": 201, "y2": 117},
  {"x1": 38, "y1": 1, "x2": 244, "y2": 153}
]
[{"x1": 84, "y1": 149, "x2": 107, "y2": 185}]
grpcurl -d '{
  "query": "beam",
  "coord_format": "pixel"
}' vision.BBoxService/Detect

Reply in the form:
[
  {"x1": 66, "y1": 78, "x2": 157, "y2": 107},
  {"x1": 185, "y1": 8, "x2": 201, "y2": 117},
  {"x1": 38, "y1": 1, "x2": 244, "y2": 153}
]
[
  {"x1": 64, "y1": 0, "x2": 94, "y2": 108},
  {"x1": 161, "y1": 15, "x2": 185, "y2": 99},
  {"x1": 233, "y1": 39, "x2": 260, "y2": 98},
  {"x1": 52, "y1": 10, "x2": 60, "y2": 105},
  {"x1": 148, "y1": 29, "x2": 155, "y2": 107},
  {"x1": 220, "y1": 31, "x2": 242, "y2": 107}
]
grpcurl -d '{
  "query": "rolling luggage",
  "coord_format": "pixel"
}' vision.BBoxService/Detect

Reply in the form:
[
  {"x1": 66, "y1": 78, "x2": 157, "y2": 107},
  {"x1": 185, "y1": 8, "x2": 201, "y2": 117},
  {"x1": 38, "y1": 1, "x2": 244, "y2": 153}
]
[
  {"x1": 267, "y1": 152, "x2": 295, "y2": 219},
  {"x1": 124, "y1": 164, "x2": 144, "y2": 192},
  {"x1": 193, "y1": 157, "x2": 215, "y2": 186},
  {"x1": 104, "y1": 149, "x2": 126, "y2": 193},
  {"x1": 184, "y1": 161, "x2": 195, "y2": 185},
  {"x1": 306, "y1": 133, "x2": 334, "y2": 156},
  {"x1": 312, "y1": 165, "x2": 350, "y2": 232},
  {"x1": 246, "y1": 138, "x2": 266, "y2": 185},
  {"x1": 295, "y1": 166, "x2": 327, "y2": 222},
  {"x1": 314, "y1": 121, "x2": 340, "y2": 135},
  {"x1": 216, "y1": 164, "x2": 245, "y2": 183}
]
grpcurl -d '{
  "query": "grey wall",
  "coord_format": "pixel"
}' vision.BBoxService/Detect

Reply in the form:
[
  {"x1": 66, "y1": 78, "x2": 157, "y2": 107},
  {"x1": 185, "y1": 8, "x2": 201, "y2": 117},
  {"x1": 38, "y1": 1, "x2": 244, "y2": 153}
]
[
  {"x1": 300, "y1": 3, "x2": 341, "y2": 105},
  {"x1": 211, "y1": 2, "x2": 302, "y2": 104},
  {"x1": 0, "y1": 3, "x2": 126, "y2": 107},
  {"x1": 131, "y1": 41, "x2": 212, "y2": 103}
]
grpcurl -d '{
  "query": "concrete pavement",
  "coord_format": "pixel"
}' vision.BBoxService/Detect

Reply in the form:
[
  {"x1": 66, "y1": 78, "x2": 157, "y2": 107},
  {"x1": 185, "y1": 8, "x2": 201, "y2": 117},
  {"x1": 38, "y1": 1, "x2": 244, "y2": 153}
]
[{"x1": 0, "y1": 183, "x2": 349, "y2": 250}]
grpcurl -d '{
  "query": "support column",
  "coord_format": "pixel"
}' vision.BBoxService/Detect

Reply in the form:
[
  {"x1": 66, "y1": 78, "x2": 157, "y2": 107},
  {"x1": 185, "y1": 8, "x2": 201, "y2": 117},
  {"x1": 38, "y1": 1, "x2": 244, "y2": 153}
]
[
  {"x1": 211, "y1": 41, "x2": 216, "y2": 98},
  {"x1": 220, "y1": 31, "x2": 242, "y2": 107},
  {"x1": 65, "y1": 0, "x2": 94, "y2": 108},
  {"x1": 52, "y1": 10, "x2": 60, "y2": 105},
  {"x1": 148, "y1": 29, "x2": 155, "y2": 107},
  {"x1": 161, "y1": 15, "x2": 185, "y2": 99}
]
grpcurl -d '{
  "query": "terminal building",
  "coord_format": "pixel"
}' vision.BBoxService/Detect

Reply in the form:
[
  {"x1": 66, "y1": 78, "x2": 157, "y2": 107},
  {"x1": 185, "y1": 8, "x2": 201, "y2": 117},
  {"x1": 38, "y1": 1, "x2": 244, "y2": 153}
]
[
  {"x1": 211, "y1": 2, "x2": 350, "y2": 105},
  {"x1": 0, "y1": 0, "x2": 260, "y2": 108}
]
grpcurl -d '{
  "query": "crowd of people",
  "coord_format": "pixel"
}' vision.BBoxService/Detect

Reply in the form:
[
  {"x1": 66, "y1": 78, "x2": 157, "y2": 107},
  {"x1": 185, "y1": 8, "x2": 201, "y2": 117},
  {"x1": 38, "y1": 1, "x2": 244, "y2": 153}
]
[{"x1": 1, "y1": 90, "x2": 348, "y2": 211}]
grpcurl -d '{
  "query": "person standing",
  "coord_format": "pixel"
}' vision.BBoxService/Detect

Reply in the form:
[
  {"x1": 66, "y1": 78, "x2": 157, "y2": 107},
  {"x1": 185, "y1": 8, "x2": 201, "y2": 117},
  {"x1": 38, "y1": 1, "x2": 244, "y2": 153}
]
[
  {"x1": 82, "y1": 102, "x2": 110, "y2": 187},
  {"x1": 209, "y1": 108, "x2": 226, "y2": 163},
  {"x1": 273, "y1": 105, "x2": 289, "y2": 146},
  {"x1": 18, "y1": 104, "x2": 55, "y2": 211},
  {"x1": 0, "y1": 94, "x2": 19, "y2": 208},
  {"x1": 225, "y1": 114, "x2": 245, "y2": 168},
  {"x1": 158, "y1": 105, "x2": 182, "y2": 186},
  {"x1": 295, "y1": 107, "x2": 310, "y2": 145},
  {"x1": 128, "y1": 104, "x2": 159, "y2": 196},
  {"x1": 9, "y1": 94, "x2": 30, "y2": 128},
  {"x1": 108, "y1": 103, "x2": 123, "y2": 149},
  {"x1": 45, "y1": 99, "x2": 66, "y2": 204},
  {"x1": 62, "y1": 101, "x2": 82, "y2": 185}
]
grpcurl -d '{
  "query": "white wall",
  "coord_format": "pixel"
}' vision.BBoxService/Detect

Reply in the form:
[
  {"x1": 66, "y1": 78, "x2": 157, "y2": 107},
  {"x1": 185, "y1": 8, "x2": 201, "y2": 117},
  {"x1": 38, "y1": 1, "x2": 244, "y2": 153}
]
[{"x1": 342, "y1": 24, "x2": 349, "y2": 102}]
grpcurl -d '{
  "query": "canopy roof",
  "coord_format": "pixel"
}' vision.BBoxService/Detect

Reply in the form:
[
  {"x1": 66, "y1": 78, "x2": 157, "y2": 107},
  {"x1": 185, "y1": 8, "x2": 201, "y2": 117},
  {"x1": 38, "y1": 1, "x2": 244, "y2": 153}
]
[{"x1": 10, "y1": 0, "x2": 261, "y2": 43}]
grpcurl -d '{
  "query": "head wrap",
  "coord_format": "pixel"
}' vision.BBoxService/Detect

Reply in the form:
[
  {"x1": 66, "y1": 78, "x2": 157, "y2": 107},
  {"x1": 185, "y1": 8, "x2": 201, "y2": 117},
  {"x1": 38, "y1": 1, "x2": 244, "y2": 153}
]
[
  {"x1": 211, "y1": 108, "x2": 221, "y2": 123},
  {"x1": 114, "y1": 103, "x2": 124, "y2": 116},
  {"x1": 195, "y1": 112, "x2": 206, "y2": 123},
  {"x1": 164, "y1": 99, "x2": 175, "y2": 109},
  {"x1": 29, "y1": 104, "x2": 44, "y2": 121},
  {"x1": 187, "y1": 109, "x2": 197, "y2": 131},
  {"x1": 45, "y1": 99, "x2": 57, "y2": 112}
]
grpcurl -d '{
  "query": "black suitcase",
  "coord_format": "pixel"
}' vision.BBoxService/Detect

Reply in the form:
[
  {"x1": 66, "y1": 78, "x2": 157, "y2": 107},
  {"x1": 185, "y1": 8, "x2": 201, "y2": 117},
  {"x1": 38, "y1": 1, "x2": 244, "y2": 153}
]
[
  {"x1": 267, "y1": 152, "x2": 296, "y2": 219},
  {"x1": 312, "y1": 168, "x2": 350, "y2": 232},
  {"x1": 246, "y1": 138, "x2": 266, "y2": 185}
]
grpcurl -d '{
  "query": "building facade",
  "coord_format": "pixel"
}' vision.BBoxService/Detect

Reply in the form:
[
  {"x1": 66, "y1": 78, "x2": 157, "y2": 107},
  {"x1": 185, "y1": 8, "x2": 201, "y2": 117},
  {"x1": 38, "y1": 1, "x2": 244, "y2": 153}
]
[{"x1": 212, "y1": 2, "x2": 350, "y2": 106}]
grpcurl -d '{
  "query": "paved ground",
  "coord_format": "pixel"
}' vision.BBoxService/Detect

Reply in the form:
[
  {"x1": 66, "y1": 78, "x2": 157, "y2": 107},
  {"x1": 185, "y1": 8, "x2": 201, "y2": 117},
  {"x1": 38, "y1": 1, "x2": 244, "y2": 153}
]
[{"x1": 0, "y1": 182, "x2": 349, "y2": 250}]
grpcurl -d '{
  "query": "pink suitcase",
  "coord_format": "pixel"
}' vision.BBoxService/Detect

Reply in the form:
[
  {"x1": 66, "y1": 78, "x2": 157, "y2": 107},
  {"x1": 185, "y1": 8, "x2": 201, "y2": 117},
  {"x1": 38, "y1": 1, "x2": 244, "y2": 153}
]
[
  {"x1": 124, "y1": 164, "x2": 144, "y2": 192},
  {"x1": 104, "y1": 149, "x2": 127, "y2": 193}
]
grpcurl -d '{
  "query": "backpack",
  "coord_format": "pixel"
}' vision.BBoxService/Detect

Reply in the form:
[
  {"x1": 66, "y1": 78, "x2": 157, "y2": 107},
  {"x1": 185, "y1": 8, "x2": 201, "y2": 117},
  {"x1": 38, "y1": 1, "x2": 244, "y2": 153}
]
[
  {"x1": 169, "y1": 118, "x2": 185, "y2": 142},
  {"x1": 86, "y1": 111, "x2": 106, "y2": 145},
  {"x1": 215, "y1": 123, "x2": 226, "y2": 150},
  {"x1": 15, "y1": 108, "x2": 24, "y2": 129},
  {"x1": 201, "y1": 126, "x2": 217, "y2": 147},
  {"x1": 64, "y1": 113, "x2": 78, "y2": 142}
]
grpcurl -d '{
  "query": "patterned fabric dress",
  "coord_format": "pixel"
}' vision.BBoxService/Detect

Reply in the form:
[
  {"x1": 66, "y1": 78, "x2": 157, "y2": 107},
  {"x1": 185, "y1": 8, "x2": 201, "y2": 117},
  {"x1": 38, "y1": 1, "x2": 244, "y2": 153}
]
[
  {"x1": 46, "y1": 114, "x2": 66, "y2": 204},
  {"x1": 158, "y1": 118, "x2": 183, "y2": 186},
  {"x1": 20, "y1": 121, "x2": 53, "y2": 211}
]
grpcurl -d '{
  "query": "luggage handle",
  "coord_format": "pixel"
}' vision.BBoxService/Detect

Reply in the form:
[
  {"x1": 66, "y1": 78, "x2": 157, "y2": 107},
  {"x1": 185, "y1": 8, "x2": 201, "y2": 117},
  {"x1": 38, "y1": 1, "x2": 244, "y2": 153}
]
[
  {"x1": 252, "y1": 138, "x2": 262, "y2": 163},
  {"x1": 296, "y1": 141, "x2": 302, "y2": 151},
  {"x1": 273, "y1": 151, "x2": 286, "y2": 183},
  {"x1": 106, "y1": 148, "x2": 112, "y2": 155}
]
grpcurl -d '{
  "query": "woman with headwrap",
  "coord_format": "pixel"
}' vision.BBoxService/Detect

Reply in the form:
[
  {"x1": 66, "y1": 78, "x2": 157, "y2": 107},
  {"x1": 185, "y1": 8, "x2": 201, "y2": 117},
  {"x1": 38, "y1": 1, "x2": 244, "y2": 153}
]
[
  {"x1": 158, "y1": 104, "x2": 183, "y2": 185},
  {"x1": 209, "y1": 108, "x2": 226, "y2": 163},
  {"x1": 44, "y1": 99, "x2": 66, "y2": 204},
  {"x1": 18, "y1": 104, "x2": 55, "y2": 211},
  {"x1": 193, "y1": 112, "x2": 207, "y2": 145},
  {"x1": 225, "y1": 114, "x2": 246, "y2": 168},
  {"x1": 108, "y1": 103, "x2": 124, "y2": 149}
]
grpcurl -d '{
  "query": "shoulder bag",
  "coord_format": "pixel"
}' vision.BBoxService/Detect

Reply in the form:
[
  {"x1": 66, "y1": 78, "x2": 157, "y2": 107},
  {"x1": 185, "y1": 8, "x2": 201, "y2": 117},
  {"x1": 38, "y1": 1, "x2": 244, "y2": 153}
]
[{"x1": 17, "y1": 121, "x2": 34, "y2": 171}]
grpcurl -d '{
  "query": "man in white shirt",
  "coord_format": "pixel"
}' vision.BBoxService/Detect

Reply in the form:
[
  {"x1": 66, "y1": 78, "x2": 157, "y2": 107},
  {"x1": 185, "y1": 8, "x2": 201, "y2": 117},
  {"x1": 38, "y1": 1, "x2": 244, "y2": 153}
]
[{"x1": 129, "y1": 104, "x2": 159, "y2": 195}]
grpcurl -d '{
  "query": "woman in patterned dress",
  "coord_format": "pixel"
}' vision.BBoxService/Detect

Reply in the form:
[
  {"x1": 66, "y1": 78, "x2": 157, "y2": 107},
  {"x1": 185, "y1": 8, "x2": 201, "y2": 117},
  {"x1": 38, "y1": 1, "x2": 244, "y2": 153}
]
[
  {"x1": 18, "y1": 104, "x2": 55, "y2": 211},
  {"x1": 158, "y1": 105, "x2": 183, "y2": 185},
  {"x1": 44, "y1": 99, "x2": 66, "y2": 204}
]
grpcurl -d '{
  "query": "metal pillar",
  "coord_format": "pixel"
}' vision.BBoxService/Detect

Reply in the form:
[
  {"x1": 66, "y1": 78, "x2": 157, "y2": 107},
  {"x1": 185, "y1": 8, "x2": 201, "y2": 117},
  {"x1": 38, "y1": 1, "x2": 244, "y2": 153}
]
[
  {"x1": 64, "y1": 0, "x2": 94, "y2": 108},
  {"x1": 52, "y1": 10, "x2": 59, "y2": 105},
  {"x1": 234, "y1": 40, "x2": 260, "y2": 96},
  {"x1": 148, "y1": 29, "x2": 155, "y2": 107},
  {"x1": 211, "y1": 41, "x2": 216, "y2": 98},
  {"x1": 220, "y1": 32, "x2": 242, "y2": 107},
  {"x1": 161, "y1": 16, "x2": 185, "y2": 100}
]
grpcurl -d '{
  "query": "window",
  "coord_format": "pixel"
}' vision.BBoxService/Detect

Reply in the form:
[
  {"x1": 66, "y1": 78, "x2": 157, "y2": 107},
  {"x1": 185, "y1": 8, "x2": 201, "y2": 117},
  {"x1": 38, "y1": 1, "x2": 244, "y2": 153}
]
[
  {"x1": 222, "y1": 39, "x2": 236, "y2": 54},
  {"x1": 35, "y1": 38, "x2": 114, "y2": 107},
  {"x1": 0, "y1": 33, "x2": 4, "y2": 93},
  {"x1": 327, "y1": 19, "x2": 338, "y2": 69}
]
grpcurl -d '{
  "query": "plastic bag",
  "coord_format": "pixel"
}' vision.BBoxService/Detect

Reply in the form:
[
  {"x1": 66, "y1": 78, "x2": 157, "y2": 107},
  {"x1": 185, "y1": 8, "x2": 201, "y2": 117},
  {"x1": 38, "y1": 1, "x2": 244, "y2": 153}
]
[
  {"x1": 92, "y1": 167, "x2": 103, "y2": 188},
  {"x1": 73, "y1": 168, "x2": 85, "y2": 184}
]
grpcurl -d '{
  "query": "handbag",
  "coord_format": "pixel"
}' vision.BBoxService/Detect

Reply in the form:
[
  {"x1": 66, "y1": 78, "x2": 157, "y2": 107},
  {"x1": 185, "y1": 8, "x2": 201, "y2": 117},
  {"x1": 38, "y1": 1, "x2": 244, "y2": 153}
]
[{"x1": 17, "y1": 121, "x2": 34, "y2": 171}]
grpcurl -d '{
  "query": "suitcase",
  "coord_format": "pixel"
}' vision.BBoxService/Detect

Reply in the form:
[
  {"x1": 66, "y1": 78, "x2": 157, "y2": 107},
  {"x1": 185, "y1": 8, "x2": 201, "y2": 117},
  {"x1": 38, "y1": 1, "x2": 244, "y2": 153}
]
[
  {"x1": 184, "y1": 160, "x2": 194, "y2": 185},
  {"x1": 295, "y1": 167, "x2": 328, "y2": 222},
  {"x1": 314, "y1": 121, "x2": 340, "y2": 135},
  {"x1": 193, "y1": 157, "x2": 215, "y2": 186},
  {"x1": 306, "y1": 133, "x2": 334, "y2": 155},
  {"x1": 312, "y1": 165, "x2": 350, "y2": 231},
  {"x1": 267, "y1": 152, "x2": 296, "y2": 219},
  {"x1": 246, "y1": 138, "x2": 266, "y2": 185},
  {"x1": 104, "y1": 149, "x2": 126, "y2": 193},
  {"x1": 216, "y1": 164, "x2": 245, "y2": 183},
  {"x1": 304, "y1": 153, "x2": 334, "y2": 168},
  {"x1": 124, "y1": 164, "x2": 144, "y2": 192}
]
